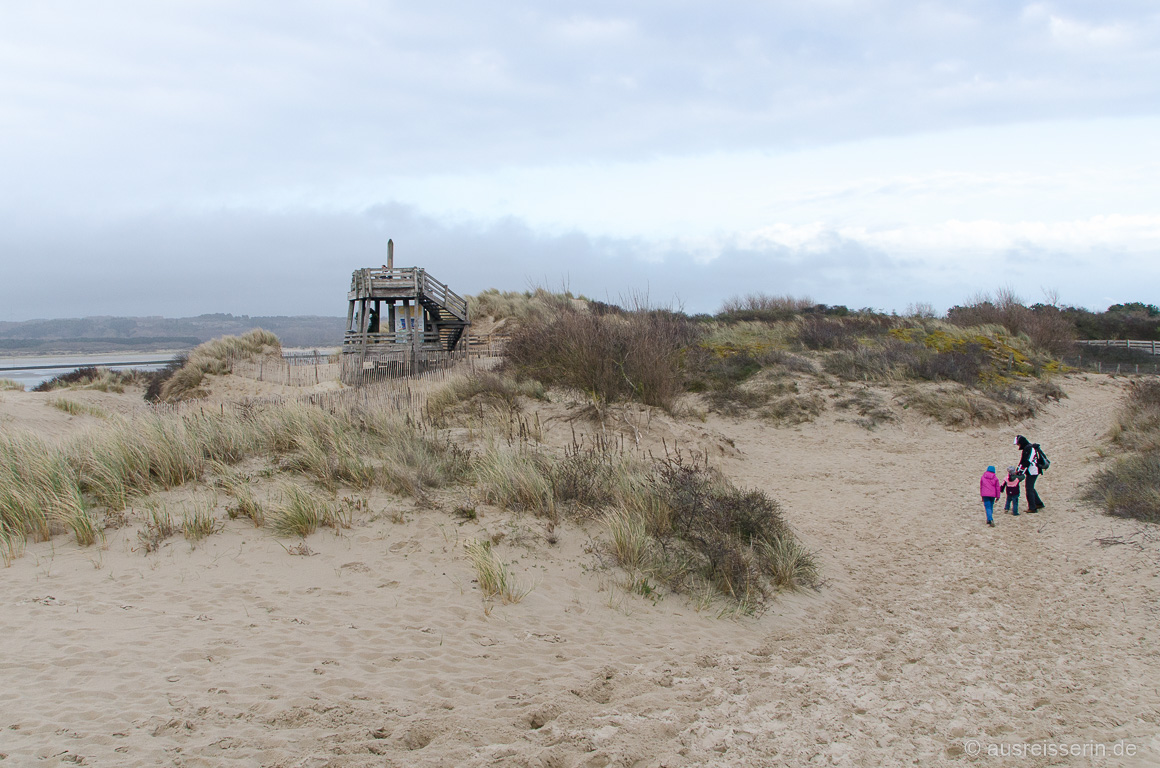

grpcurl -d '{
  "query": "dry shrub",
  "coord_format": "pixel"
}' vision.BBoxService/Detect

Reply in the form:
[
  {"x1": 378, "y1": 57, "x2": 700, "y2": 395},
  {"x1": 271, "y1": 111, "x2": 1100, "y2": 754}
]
[
  {"x1": 1085, "y1": 379, "x2": 1160, "y2": 522},
  {"x1": 1084, "y1": 454, "x2": 1160, "y2": 522},
  {"x1": 33, "y1": 366, "x2": 138, "y2": 394},
  {"x1": 650, "y1": 458, "x2": 818, "y2": 605},
  {"x1": 718, "y1": 294, "x2": 816, "y2": 322},
  {"x1": 946, "y1": 290, "x2": 1074, "y2": 354},
  {"x1": 505, "y1": 308, "x2": 693, "y2": 410}
]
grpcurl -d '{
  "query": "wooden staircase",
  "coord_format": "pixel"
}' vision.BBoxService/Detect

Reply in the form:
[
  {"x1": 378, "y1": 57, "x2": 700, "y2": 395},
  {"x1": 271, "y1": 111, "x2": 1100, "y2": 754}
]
[{"x1": 346, "y1": 267, "x2": 469, "y2": 352}]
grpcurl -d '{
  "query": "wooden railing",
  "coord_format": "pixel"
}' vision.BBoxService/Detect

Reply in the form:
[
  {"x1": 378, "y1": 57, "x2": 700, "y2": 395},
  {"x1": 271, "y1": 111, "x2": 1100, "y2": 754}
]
[
  {"x1": 1075, "y1": 339, "x2": 1160, "y2": 355},
  {"x1": 342, "y1": 330, "x2": 445, "y2": 346},
  {"x1": 348, "y1": 267, "x2": 468, "y2": 323},
  {"x1": 418, "y1": 271, "x2": 468, "y2": 321},
  {"x1": 349, "y1": 267, "x2": 419, "y2": 297}
]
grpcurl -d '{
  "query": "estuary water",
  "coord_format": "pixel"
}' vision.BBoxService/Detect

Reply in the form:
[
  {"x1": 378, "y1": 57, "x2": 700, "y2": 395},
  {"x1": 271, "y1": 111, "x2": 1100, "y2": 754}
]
[{"x1": 0, "y1": 352, "x2": 184, "y2": 390}]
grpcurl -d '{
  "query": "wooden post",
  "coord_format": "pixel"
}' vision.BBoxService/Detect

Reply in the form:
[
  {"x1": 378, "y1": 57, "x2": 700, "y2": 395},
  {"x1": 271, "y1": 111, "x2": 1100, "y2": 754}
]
[{"x1": 388, "y1": 238, "x2": 394, "y2": 269}]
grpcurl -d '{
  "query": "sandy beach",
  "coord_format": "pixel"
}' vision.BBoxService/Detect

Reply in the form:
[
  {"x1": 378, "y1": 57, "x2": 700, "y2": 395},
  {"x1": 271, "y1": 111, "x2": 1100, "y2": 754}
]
[{"x1": 3, "y1": 373, "x2": 1160, "y2": 767}]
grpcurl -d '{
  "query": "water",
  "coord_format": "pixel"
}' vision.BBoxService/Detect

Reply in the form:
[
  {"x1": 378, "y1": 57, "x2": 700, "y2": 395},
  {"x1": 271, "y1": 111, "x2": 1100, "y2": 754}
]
[{"x1": 0, "y1": 352, "x2": 184, "y2": 390}]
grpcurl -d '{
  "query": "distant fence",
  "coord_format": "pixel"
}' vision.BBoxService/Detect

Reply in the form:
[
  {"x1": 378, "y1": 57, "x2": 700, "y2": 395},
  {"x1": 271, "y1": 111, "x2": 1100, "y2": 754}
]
[
  {"x1": 226, "y1": 335, "x2": 510, "y2": 388},
  {"x1": 1075, "y1": 339, "x2": 1160, "y2": 355},
  {"x1": 230, "y1": 354, "x2": 342, "y2": 386},
  {"x1": 155, "y1": 354, "x2": 504, "y2": 419}
]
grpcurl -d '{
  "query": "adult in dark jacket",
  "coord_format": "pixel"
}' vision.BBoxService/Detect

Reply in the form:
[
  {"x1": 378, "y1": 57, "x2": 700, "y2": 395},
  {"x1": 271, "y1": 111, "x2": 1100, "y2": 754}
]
[{"x1": 1015, "y1": 435, "x2": 1046, "y2": 513}]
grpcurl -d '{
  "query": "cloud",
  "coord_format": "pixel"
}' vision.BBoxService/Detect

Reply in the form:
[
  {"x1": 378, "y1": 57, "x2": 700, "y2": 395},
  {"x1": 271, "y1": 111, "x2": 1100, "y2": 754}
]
[{"x1": 2, "y1": 203, "x2": 1156, "y2": 323}]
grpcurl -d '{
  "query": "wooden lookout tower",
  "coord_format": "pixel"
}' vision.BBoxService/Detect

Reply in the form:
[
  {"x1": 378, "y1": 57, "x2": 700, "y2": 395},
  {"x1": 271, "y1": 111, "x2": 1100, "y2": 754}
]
[{"x1": 341, "y1": 240, "x2": 470, "y2": 382}]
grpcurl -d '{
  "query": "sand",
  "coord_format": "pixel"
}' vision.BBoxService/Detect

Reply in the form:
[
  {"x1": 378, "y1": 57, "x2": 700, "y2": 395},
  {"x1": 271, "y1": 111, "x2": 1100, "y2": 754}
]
[{"x1": 3, "y1": 374, "x2": 1160, "y2": 767}]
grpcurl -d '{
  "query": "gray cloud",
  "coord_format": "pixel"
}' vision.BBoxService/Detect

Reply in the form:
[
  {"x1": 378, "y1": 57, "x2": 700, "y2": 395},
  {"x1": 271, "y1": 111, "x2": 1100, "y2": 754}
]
[
  {"x1": 3, "y1": 1, "x2": 1158, "y2": 210},
  {"x1": 2, "y1": 2, "x2": 1157, "y2": 321},
  {"x1": 1, "y1": 204, "x2": 1150, "y2": 321}
]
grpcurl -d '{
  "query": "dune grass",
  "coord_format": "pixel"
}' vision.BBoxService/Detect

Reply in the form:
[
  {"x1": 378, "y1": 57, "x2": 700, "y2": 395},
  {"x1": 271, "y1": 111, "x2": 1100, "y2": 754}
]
[
  {"x1": 463, "y1": 539, "x2": 529, "y2": 604},
  {"x1": 0, "y1": 378, "x2": 24, "y2": 391},
  {"x1": 182, "y1": 504, "x2": 222, "y2": 541},
  {"x1": 426, "y1": 372, "x2": 546, "y2": 427},
  {"x1": 34, "y1": 366, "x2": 139, "y2": 394},
  {"x1": 0, "y1": 394, "x2": 471, "y2": 556},
  {"x1": 268, "y1": 484, "x2": 343, "y2": 538},
  {"x1": 1084, "y1": 379, "x2": 1160, "y2": 521},
  {"x1": 49, "y1": 398, "x2": 109, "y2": 418},
  {"x1": 159, "y1": 328, "x2": 282, "y2": 401},
  {"x1": 136, "y1": 505, "x2": 177, "y2": 553}
]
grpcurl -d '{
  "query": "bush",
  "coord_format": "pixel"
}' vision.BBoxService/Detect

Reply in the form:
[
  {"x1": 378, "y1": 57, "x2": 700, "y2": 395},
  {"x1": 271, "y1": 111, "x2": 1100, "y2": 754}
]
[
  {"x1": 33, "y1": 366, "x2": 138, "y2": 394},
  {"x1": 649, "y1": 459, "x2": 818, "y2": 604},
  {"x1": 1083, "y1": 454, "x2": 1160, "y2": 522},
  {"x1": 505, "y1": 308, "x2": 694, "y2": 410}
]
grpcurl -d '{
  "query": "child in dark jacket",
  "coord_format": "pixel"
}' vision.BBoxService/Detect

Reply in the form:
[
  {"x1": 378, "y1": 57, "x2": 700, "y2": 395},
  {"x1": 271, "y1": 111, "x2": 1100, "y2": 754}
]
[
  {"x1": 980, "y1": 465, "x2": 1002, "y2": 527},
  {"x1": 1002, "y1": 467, "x2": 1022, "y2": 516}
]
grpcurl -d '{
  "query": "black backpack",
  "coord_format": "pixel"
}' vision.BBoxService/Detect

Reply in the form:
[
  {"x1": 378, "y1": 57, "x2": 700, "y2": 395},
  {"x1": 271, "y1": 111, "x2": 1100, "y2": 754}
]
[{"x1": 1033, "y1": 444, "x2": 1050, "y2": 472}]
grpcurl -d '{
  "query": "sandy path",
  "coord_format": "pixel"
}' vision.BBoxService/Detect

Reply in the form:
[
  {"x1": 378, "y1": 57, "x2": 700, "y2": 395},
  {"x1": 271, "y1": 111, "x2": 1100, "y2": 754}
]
[{"x1": 3, "y1": 375, "x2": 1160, "y2": 766}]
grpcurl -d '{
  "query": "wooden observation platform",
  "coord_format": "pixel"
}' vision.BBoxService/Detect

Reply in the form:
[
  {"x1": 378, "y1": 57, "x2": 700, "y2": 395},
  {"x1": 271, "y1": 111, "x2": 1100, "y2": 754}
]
[{"x1": 341, "y1": 240, "x2": 470, "y2": 383}]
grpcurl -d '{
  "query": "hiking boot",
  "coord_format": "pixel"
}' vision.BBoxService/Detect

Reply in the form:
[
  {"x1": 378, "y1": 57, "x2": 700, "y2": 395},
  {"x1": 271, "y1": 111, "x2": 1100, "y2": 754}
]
[
  {"x1": 987, "y1": 520, "x2": 995, "y2": 527},
  {"x1": 1013, "y1": 511, "x2": 1020, "y2": 516}
]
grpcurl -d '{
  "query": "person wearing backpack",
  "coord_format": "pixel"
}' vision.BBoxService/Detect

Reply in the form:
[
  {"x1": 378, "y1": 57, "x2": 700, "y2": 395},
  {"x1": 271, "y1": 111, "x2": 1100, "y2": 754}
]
[{"x1": 1015, "y1": 435, "x2": 1047, "y2": 513}]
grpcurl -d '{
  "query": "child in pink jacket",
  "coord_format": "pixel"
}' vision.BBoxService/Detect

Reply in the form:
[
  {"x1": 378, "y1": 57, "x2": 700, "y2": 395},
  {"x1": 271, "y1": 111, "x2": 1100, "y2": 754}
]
[{"x1": 980, "y1": 465, "x2": 1002, "y2": 527}]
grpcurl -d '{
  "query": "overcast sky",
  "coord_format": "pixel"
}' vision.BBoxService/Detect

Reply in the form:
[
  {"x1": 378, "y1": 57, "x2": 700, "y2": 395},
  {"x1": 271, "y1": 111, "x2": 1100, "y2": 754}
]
[{"x1": 2, "y1": 1, "x2": 1158, "y2": 320}]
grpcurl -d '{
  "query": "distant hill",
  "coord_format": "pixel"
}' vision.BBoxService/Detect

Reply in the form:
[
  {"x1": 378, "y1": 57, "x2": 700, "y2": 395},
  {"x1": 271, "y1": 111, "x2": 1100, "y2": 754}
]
[{"x1": 0, "y1": 314, "x2": 346, "y2": 354}]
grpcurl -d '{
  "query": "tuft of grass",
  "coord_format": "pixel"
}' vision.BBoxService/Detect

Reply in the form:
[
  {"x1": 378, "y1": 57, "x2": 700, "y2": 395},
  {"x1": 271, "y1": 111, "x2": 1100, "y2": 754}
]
[
  {"x1": 62, "y1": 507, "x2": 104, "y2": 547},
  {"x1": 268, "y1": 484, "x2": 340, "y2": 538},
  {"x1": 760, "y1": 393, "x2": 826, "y2": 425},
  {"x1": 463, "y1": 539, "x2": 528, "y2": 604},
  {"x1": 468, "y1": 288, "x2": 579, "y2": 327},
  {"x1": 474, "y1": 447, "x2": 556, "y2": 517},
  {"x1": 220, "y1": 475, "x2": 266, "y2": 527},
  {"x1": 760, "y1": 535, "x2": 820, "y2": 590},
  {"x1": 49, "y1": 398, "x2": 108, "y2": 418},
  {"x1": 0, "y1": 378, "x2": 24, "y2": 391},
  {"x1": 605, "y1": 508, "x2": 650, "y2": 571},
  {"x1": 182, "y1": 502, "x2": 222, "y2": 541},
  {"x1": 137, "y1": 505, "x2": 176, "y2": 554}
]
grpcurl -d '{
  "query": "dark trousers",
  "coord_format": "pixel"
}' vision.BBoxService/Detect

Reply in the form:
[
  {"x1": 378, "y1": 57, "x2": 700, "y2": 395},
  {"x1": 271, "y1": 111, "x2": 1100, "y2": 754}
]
[
  {"x1": 1004, "y1": 493, "x2": 1020, "y2": 513},
  {"x1": 1025, "y1": 474, "x2": 1044, "y2": 511}
]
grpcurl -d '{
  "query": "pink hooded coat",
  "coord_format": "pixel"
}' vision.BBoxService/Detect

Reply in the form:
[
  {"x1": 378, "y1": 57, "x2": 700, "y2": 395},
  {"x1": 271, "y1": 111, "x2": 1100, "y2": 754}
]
[{"x1": 980, "y1": 469, "x2": 1002, "y2": 499}]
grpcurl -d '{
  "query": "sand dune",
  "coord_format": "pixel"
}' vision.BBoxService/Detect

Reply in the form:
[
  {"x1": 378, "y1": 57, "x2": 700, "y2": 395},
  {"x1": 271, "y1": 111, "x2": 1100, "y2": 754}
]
[{"x1": 3, "y1": 374, "x2": 1160, "y2": 766}]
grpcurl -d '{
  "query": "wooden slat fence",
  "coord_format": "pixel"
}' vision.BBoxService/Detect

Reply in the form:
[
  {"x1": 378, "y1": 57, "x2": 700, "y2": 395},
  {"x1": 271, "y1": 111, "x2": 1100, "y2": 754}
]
[{"x1": 1075, "y1": 339, "x2": 1160, "y2": 355}]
